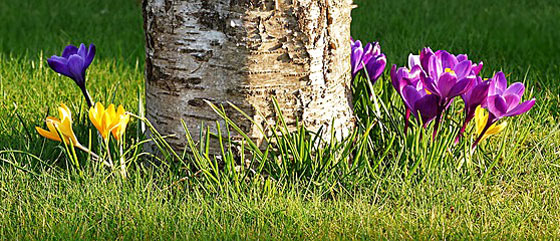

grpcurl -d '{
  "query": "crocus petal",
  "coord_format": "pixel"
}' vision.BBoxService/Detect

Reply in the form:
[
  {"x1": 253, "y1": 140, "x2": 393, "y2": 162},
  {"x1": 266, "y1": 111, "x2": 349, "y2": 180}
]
[
  {"x1": 366, "y1": 55, "x2": 386, "y2": 82},
  {"x1": 112, "y1": 114, "x2": 130, "y2": 141},
  {"x1": 505, "y1": 99, "x2": 536, "y2": 117},
  {"x1": 504, "y1": 94, "x2": 521, "y2": 111},
  {"x1": 415, "y1": 95, "x2": 439, "y2": 125},
  {"x1": 473, "y1": 75, "x2": 484, "y2": 85},
  {"x1": 84, "y1": 44, "x2": 96, "y2": 69},
  {"x1": 472, "y1": 62, "x2": 483, "y2": 75},
  {"x1": 487, "y1": 95, "x2": 509, "y2": 118},
  {"x1": 402, "y1": 85, "x2": 422, "y2": 115},
  {"x1": 436, "y1": 72, "x2": 458, "y2": 98},
  {"x1": 457, "y1": 54, "x2": 468, "y2": 62},
  {"x1": 461, "y1": 90, "x2": 472, "y2": 104},
  {"x1": 428, "y1": 55, "x2": 443, "y2": 78},
  {"x1": 352, "y1": 40, "x2": 362, "y2": 49},
  {"x1": 371, "y1": 42, "x2": 381, "y2": 57},
  {"x1": 503, "y1": 82, "x2": 525, "y2": 97},
  {"x1": 362, "y1": 43, "x2": 374, "y2": 64},
  {"x1": 37, "y1": 105, "x2": 80, "y2": 146},
  {"x1": 453, "y1": 60, "x2": 472, "y2": 79},
  {"x1": 47, "y1": 57, "x2": 71, "y2": 77},
  {"x1": 480, "y1": 121, "x2": 507, "y2": 143},
  {"x1": 59, "y1": 118, "x2": 78, "y2": 144},
  {"x1": 390, "y1": 65, "x2": 399, "y2": 90},
  {"x1": 438, "y1": 50, "x2": 458, "y2": 69},
  {"x1": 117, "y1": 105, "x2": 126, "y2": 115},
  {"x1": 89, "y1": 102, "x2": 130, "y2": 141},
  {"x1": 111, "y1": 106, "x2": 130, "y2": 141},
  {"x1": 421, "y1": 72, "x2": 439, "y2": 96},
  {"x1": 490, "y1": 72, "x2": 507, "y2": 95},
  {"x1": 395, "y1": 67, "x2": 406, "y2": 80},
  {"x1": 448, "y1": 76, "x2": 475, "y2": 98},
  {"x1": 351, "y1": 48, "x2": 364, "y2": 74},
  {"x1": 363, "y1": 42, "x2": 373, "y2": 54},
  {"x1": 61, "y1": 45, "x2": 78, "y2": 58},
  {"x1": 467, "y1": 81, "x2": 490, "y2": 107},
  {"x1": 89, "y1": 102, "x2": 106, "y2": 137},
  {"x1": 408, "y1": 54, "x2": 420, "y2": 69},
  {"x1": 36, "y1": 126, "x2": 61, "y2": 142},
  {"x1": 45, "y1": 117, "x2": 66, "y2": 143},
  {"x1": 486, "y1": 121, "x2": 507, "y2": 135},
  {"x1": 59, "y1": 103, "x2": 73, "y2": 122},
  {"x1": 77, "y1": 43, "x2": 87, "y2": 58},
  {"x1": 49, "y1": 55, "x2": 68, "y2": 64},
  {"x1": 475, "y1": 107, "x2": 488, "y2": 136},
  {"x1": 420, "y1": 47, "x2": 434, "y2": 72},
  {"x1": 67, "y1": 55, "x2": 85, "y2": 84},
  {"x1": 408, "y1": 65, "x2": 422, "y2": 79}
]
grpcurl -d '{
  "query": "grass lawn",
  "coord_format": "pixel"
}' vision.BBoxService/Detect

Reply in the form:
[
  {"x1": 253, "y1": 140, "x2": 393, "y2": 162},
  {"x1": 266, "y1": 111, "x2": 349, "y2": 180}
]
[{"x1": 1, "y1": 0, "x2": 560, "y2": 239}]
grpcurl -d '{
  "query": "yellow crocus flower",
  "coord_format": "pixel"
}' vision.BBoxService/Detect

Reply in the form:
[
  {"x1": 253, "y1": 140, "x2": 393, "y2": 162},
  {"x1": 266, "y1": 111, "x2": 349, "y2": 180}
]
[
  {"x1": 475, "y1": 106, "x2": 507, "y2": 143},
  {"x1": 111, "y1": 105, "x2": 130, "y2": 141},
  {"x1": 36, "y1": 103, "x2": 80, "y2": 146},
  {"x1": 89, "y1": 103, "x2": 130, "y2": 141}
]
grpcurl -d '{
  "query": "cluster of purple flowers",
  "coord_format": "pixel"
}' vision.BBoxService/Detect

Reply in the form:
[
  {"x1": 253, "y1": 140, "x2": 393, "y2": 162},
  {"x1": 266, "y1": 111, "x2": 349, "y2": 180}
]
[
  {"x1": 351, "y1": 38, "x2": 535, "y2": 146},
  {"x1": 351, "y1": 38, "x2": 387, "y2": 83},
  {"x1": 390, "y1": 47, "x2": 535, "y2": 146}
]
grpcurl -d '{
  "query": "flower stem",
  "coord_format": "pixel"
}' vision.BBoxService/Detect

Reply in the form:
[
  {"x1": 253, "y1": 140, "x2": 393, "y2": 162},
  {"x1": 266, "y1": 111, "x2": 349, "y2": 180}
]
[
  {"x1": 80, "y1": 86, "x2": 93, "y2": 108},
  {"x1": 75, "y1": 144, "x2": 113, "y2": 167},
  {"x1": 472, "y1": 123, "x2": 491, "y2": 149},
  {"x1": 75, "y1": 144, "x2": 98, "y2": 159},
  {"x1": 432, "y1": 107, "x2": 443, "y2": 140},
  {"x1": 455, "y1": 113, "x2": 475, "y2": 144},
  {"x1": 118, "y1": 142, "x2": 127, "y2": 179},
  {"x1": 104, "y1": 139, "x2": 114, "y2": 168},
  {"x1": 404, "y1": 109, "x2": 411, "y2": 134}
]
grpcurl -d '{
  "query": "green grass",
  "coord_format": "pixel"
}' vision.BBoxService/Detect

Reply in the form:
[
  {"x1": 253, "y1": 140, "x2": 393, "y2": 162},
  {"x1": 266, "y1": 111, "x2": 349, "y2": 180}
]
[{"x1": 1, "y1": 0, "x2": 560, "y2": 239}]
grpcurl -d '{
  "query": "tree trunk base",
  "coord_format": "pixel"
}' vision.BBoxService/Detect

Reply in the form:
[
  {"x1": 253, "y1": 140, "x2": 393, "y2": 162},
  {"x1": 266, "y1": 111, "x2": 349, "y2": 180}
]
[{"x1": 143, "y1": 0, "x2": 355, "y2": 153}]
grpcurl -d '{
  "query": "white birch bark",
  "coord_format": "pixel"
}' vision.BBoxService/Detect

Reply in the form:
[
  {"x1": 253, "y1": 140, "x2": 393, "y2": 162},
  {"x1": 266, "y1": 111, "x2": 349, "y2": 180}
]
[{"x1": 143, "y1": 0, "x2": 355, "y2": 152}]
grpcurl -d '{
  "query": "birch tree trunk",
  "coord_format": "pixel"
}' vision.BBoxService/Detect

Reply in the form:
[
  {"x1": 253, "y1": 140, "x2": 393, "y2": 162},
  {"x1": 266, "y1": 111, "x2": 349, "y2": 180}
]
[{"x1": 143, "y1": 0, "x2": 355, "y2": 152}]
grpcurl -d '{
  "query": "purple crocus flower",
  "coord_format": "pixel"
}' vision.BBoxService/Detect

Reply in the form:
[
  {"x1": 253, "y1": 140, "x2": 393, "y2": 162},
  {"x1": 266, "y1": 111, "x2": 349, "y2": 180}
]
[
  {"x1": 473, "y1": 71, "x2": 536, "y2": 147},
  {"x1": 351, "y1": 38, "x2": 386, "y2": 83},
  {"x1": 365, "y1": 53, "x2": 387, "y2": 83},
  {"x1": 391, "y1": 54, "x2": 423, "y2": 132},
  {"x1": 458, "y1": 54, "x2": 484, "y2": 75},
  {"x1": 351, "y1": 39, "x2": 365, "y2": 77},
  {"x1": 401, "y1": 84, "x2": 440, "y2": 127},
  {"x1": 456, "y1": 76, "x2": 491, "y2": 142},
  {"x1": 419, "y1": 47, "x2": 435, "y2": 72},
  {"x1": 419, "y1": 48, "x2": 478, "y2": 138},
  {"x1": 420, "y1": 50, "x2": 476, "y2": 103},
  {"x1": 47, "y1": 43, "x2": 96, "y2": 107},
  {"x1": 391, "y1": 54, "x2": 423, "y2": 92}
]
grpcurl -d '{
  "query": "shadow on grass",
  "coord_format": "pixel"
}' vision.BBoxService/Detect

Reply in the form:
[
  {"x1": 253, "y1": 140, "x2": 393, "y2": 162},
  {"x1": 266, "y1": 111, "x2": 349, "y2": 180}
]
[
  {"x1": 0, "y1": 0, "x2": 145, "y2": 151},
  {"x1": 0, "y1": 0, "x2": 145, "y2": 67}
]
